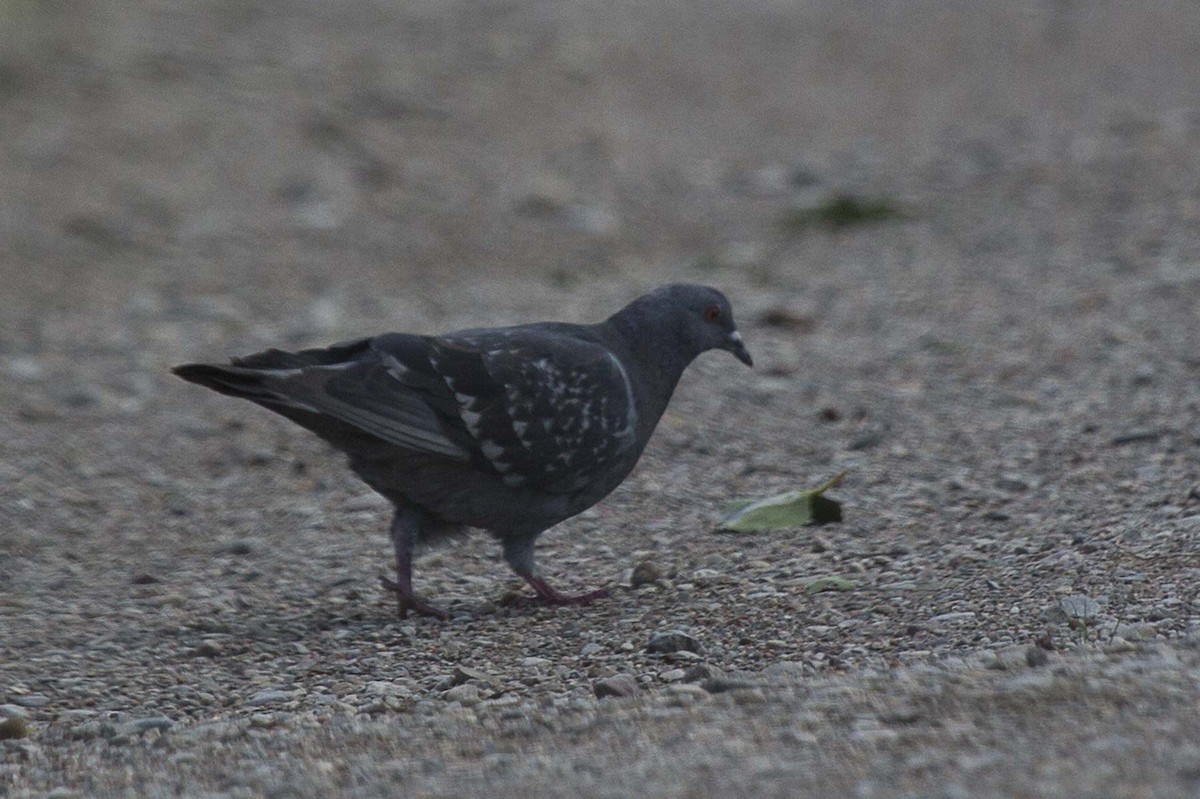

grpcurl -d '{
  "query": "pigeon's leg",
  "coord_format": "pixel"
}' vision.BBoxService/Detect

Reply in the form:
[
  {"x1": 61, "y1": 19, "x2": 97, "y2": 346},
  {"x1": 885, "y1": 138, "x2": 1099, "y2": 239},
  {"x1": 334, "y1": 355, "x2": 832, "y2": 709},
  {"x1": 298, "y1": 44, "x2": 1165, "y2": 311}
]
[
  {"x1": 500, "y1": 536, "x2": 610, "y2": 608},
  {"x1": 379, "y1": 508, "x2": 449, "y2": 620}
]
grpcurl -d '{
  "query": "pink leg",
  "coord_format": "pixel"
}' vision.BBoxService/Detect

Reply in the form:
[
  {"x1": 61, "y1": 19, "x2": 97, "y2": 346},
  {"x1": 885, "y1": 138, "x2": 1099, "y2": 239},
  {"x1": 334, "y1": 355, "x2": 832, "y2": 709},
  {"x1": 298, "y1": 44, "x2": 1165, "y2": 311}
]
[
  {"x1": 499, "y1": 536, "x2": 609, "y2": 609},
  {"x1": 380, "y1": 509, "x2": 448, "y2": 620},
  {"x1": 524, "y1": 573, "x2": 610, "y2": 605},
  {"x1": 500, "y1": 571, "x2": 610, "y2": 609}
]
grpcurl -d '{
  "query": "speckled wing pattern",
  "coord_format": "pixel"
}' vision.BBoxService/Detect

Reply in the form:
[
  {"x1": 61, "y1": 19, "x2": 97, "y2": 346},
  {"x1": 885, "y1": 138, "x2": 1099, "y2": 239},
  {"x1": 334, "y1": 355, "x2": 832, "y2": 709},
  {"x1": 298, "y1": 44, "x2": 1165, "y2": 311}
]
[{"x1": 353, "y1": 329, "x2": 638, "y2": 493}]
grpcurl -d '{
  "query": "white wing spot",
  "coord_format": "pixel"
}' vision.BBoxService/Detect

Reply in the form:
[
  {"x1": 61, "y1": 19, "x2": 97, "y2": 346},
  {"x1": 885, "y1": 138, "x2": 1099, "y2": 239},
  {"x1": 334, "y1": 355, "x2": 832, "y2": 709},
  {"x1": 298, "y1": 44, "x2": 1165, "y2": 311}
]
[
  {"x1": 481, "y1": 440, "x2": 505, "y2": 461},
  {"x1": 460, "y1": 408, "x2": 483, "y2": 436},
  {"x1": 503, "y1": 474, "x2": 526, "y2": 487},
  {"x1": 382, "y1": 354, "x2": 410, "y2": 380}
]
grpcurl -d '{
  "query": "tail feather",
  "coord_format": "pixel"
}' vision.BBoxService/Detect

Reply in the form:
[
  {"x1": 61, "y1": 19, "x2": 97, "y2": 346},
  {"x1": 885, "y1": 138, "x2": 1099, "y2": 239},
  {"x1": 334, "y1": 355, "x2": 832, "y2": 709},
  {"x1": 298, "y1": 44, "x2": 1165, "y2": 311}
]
[
  {"x1": 172, "y1": 337, "x2": 466, "y2": 459},
  {"x1": 173, "y1": 360, "x2": 391, "y2": 453},
  {"x1": 172, "y1": 363, "x2": 289, "y2": 404},
  {"x1": 231, "y1": 338, "x2": 370, "y2": 370},
  {"x1": 174, "y1": 338, "x2": 371, "y2": 402}
]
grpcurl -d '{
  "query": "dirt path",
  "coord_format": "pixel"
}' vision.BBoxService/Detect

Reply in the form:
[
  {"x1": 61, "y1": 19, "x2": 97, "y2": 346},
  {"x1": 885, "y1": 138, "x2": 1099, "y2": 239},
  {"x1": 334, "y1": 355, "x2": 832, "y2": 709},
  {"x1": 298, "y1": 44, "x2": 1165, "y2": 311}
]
[{"x1": 3, "y1": 1, "x2": 1200, "y2": 796}]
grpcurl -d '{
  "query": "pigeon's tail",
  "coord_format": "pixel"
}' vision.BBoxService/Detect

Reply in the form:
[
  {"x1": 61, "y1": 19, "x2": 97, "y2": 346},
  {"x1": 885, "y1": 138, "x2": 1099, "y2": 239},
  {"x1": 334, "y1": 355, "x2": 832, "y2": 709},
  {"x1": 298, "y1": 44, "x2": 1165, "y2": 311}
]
[
  {"x1": 172, "y1": 339, "x2": 371, "y2": 404},
  {"x1": 173, "y1": 339, "x2": 471, "y2": 461},
  {"x1": 230, "y1": 340, "x2": 370, "y2": 370},
  {"x1": 172, "y1": 363, "x2": 293, "y2": 405}
]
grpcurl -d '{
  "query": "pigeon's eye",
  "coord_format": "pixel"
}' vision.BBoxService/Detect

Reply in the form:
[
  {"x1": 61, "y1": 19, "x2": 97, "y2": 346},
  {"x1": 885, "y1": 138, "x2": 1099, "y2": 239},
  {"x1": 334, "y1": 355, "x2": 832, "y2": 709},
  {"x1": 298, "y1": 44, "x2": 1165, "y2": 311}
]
[{"x1": 704, "y1": 305, "x2": 721, "y2": 322}]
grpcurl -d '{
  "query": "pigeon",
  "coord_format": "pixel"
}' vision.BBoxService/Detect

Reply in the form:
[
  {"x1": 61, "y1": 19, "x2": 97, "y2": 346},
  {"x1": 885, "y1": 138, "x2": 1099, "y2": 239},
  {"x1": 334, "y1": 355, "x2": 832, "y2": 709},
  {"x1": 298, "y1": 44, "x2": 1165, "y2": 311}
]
[{"x1": 173, "y1": 283, "x2": 753, "y2": 618}]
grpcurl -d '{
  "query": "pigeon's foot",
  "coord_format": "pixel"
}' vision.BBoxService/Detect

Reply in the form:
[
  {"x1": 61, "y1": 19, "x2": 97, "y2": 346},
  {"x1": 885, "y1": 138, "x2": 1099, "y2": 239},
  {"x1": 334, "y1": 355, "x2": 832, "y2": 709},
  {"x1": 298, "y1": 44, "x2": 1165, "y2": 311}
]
[
  {"x1": 379, "y1": 576, "x2": 450, "y2": 620},
  {"x1": 502, "y1": 574, "x2": 610, "y2": 608}
]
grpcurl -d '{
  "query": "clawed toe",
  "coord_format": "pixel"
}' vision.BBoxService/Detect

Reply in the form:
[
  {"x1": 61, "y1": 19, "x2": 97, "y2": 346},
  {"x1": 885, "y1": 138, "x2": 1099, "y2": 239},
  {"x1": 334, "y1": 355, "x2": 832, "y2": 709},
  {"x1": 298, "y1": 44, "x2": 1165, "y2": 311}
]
[
  {"x1": 379, "y1": 576, "x2": 450, "y2": 620},
  {"x1": 502, "y1": 576, "x2": 611, "y2": 609}
]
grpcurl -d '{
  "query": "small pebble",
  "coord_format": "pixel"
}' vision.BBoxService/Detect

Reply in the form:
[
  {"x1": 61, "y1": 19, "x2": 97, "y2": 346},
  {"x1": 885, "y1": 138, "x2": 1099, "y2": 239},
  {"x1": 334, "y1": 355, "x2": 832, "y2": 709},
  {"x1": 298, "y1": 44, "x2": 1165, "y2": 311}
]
[
  {"x1": 120, "y1": 717, "x2": 174, "y2": 736},
  {"x1": 193, "y1": 640, "x2": 223, "y2": 658},
  {"x1": 450, "y1": 666, "x2": 495, "y2": 687},
  {"x1": 444, "y1": 684, "x2": 482, "y2": 706},
  {"x1": 7, "y1": 357, "x2": 46, "y2": 381},
  {"x1": 593, "y1": 675, "x2": 639, "y2": 699},
  {"x1": 762, "y1": 661, "x2": 808, "y2": 680},
  {"x1": 1104, "y1": 637, "x2": 1138, "y2": 654},
  {"x1": 646, "y1": 630, "x2": 705, "y2": 655},
  {"x1": 928, "y1": 612, "x2": 977, "y2": 625},
  {"x1": 0, "y1": 705, "x2": 30, "y2": 721},
  {"x1": 246, "y1": 689, "x2": 293, "y2": 706},
  {"x1": 630, "y1": 560, "x2": 663, "y2": 588}
]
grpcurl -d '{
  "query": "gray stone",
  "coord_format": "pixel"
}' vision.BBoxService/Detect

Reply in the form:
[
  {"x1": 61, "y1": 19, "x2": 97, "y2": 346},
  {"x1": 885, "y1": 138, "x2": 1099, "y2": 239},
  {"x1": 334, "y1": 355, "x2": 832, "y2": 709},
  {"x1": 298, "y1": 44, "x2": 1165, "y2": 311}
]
[
  {"x1": 1105, "y1": 637, "x2": 1138, "y2": 654},
  {"x1": 12, "y1": 694, "x2": 49, "y2": 709},
  {"x1": 192, "y1": 640, "x2": 223, "y2": 657},
  {"x1": 0, "y1": 705, "x2": 29, "y2": 721},
  {"x1": 630, "y1": 560, "x2": 663, "y2": 588},
  {"x1": 646, "y1": 630, "x2": 705, "y2": 655},
  {"x1": 450, "y1": 666, "x2": 496, "y2": 687},
  {"x1": 593, "y1": 675, "x2": 639, "y2": 699},
  {"x1": 762, "y1": 661, "x2": 808, "y2": 680},
  {"x1": 246, "y1": 689, "x2": 293, "y2": 706},
  {"x1": 445, "y1": 684, "x2": 482, "y2": 706},
  {"x1": 121, "y1": 716, "x2": 174, "y2": 736},
  {"x1": 928, "y1": 611, "x2": 977, "y2": 625}
]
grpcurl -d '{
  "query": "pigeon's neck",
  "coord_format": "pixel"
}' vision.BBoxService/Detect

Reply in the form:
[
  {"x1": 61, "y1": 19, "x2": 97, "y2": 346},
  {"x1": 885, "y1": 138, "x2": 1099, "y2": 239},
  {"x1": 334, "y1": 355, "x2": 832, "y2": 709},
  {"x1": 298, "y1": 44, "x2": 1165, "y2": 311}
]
[{"x1": 604, "y1": 309, "x2": 698, "y2": 442}]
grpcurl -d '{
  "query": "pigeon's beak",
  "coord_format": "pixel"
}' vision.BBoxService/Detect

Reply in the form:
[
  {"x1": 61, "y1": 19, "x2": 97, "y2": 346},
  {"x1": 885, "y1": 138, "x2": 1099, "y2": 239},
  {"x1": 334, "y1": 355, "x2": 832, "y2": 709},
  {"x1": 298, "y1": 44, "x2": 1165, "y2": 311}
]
[{"x1": 724, "y1": 330, "x2": 753, "y2": 367}]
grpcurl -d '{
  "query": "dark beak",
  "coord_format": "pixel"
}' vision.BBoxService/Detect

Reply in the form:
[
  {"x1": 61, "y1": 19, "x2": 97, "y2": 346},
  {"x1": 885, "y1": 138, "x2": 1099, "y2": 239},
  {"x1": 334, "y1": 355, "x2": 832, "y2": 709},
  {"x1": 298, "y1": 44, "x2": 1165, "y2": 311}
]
[{"x1": 724, "y1": 330, "x2": 753, "y2": 367}]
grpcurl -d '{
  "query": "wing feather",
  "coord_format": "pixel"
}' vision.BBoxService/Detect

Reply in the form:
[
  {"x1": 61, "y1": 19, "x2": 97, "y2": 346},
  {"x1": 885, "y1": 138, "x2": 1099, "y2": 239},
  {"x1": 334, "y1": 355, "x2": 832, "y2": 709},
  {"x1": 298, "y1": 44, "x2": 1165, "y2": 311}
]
[{"x1": 251, "y1": 327, "x2": 639, "y2": 492}]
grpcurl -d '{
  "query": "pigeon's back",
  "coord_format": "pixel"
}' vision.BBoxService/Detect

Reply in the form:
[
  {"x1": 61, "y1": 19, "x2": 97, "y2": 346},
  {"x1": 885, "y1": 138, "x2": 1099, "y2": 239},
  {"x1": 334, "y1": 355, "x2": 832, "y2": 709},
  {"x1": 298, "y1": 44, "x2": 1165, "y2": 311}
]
[{"x1": 175, "y1": 319, "x2": 645, "y2": 530}]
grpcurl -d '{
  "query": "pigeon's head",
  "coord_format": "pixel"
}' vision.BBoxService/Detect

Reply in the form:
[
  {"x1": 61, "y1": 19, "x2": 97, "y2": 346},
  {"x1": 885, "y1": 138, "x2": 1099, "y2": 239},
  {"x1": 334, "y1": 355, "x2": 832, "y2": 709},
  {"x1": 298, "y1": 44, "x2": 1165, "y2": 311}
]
[{"x1": 631, "y1": 284, "x2": 753, "y2": 367}]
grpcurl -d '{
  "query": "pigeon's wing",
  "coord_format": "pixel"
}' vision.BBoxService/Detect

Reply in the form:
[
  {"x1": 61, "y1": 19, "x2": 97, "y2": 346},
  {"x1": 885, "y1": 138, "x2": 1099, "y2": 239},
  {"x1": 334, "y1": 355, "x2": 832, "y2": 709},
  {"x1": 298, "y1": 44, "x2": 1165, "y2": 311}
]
[
  {"x1": 235, "y1": 335, "x2": 473, "y2": 460},
  {"x1": 376, "y1": 328, "x2": 640, "y2": 493},
  {"x1": 241, "y1": 328, "x2": 638, "y2": 492}
]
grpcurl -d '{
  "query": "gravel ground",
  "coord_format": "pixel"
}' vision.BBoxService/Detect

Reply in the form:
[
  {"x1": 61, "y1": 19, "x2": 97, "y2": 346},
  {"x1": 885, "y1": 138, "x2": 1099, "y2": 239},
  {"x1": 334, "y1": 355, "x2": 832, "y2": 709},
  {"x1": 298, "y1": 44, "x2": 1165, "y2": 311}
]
[{"x1": 3, "y1": 1, "x2": 1200, "y2": 797}]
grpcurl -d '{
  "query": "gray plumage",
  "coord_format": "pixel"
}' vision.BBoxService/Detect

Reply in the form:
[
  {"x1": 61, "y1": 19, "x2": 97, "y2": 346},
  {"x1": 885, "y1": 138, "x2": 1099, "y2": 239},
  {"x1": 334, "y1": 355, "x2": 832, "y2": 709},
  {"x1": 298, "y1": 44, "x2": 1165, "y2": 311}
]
[{"x1": 173, "y1": 283, "x2": 753, "y2": 618}]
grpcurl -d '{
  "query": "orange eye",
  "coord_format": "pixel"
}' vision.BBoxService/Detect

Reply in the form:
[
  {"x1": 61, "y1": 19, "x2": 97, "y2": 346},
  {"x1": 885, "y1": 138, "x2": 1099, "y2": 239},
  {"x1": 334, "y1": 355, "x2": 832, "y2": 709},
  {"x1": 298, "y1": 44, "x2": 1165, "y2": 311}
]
[{"x1": 704, "y1": 305, "x2": 721, "y2": 322}]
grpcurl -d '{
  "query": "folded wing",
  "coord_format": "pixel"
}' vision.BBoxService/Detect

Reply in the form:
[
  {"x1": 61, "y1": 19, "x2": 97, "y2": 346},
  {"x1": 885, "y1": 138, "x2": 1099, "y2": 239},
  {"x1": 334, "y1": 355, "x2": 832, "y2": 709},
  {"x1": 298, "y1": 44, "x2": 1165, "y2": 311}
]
[{"x1": 230, "y1": 328, "x2": 638, "y2": 494}]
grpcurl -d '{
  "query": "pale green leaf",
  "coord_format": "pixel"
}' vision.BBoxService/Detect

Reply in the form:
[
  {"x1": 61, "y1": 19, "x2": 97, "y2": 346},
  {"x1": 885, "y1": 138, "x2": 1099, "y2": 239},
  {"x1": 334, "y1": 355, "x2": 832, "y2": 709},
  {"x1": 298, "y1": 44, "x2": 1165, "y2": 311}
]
[
  {"x1": 804, "y1": 575, "x2": 857, "y2": 594},
  {"x1": 718, "y1": 471, "x2": 846, "y2": 532}
]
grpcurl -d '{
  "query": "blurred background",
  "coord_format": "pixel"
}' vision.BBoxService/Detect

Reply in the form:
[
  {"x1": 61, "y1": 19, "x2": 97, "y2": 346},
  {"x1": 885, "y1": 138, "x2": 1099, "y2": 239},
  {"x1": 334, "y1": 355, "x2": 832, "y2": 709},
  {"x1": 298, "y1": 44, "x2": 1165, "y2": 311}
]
[{"x1": 4, "y1": 0, "x2": 1199, "y2": 333}]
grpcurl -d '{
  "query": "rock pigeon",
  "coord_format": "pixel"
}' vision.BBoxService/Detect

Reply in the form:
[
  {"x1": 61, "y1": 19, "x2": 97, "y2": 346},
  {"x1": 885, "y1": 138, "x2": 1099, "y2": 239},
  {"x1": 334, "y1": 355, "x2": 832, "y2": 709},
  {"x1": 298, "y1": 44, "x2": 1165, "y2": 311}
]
[{"x1": 173, "y1": 283, "x2": 752, "y2": 618}]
